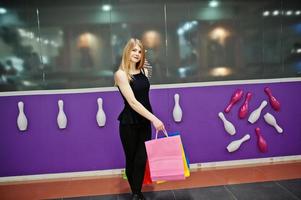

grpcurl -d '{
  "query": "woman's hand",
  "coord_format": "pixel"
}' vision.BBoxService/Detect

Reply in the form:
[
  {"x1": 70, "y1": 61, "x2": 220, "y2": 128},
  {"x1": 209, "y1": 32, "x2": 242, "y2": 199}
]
[{"x1": 151, "y1": 117, "x2": 165, "y2": 132}]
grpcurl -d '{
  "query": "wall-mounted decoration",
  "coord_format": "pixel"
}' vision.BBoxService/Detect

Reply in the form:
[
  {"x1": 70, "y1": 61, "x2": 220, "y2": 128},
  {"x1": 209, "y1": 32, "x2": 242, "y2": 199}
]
[
  {"x1": 264, "y1": 87, "x2": 280, "y2": 111},
  {"x1": 221, "y1": 86, "x2": 285, "y2": 154},
  {"x1": 57, "y1": 100, "x2": 67, "y2": 129},
  {"x1": 248, "y1": 100, "x2": 267, "y2": 124},
  {"x1": 173, "y1": 93, "x2": 183, "y2": 123},
  {"x1": 263, "y1": 113, "x2": 283, "y2": 133},
  {"x1": 255, "y1": 127, "x2": 267, "y2": 153},
  {"x1": 239, "y1": 92, "x2": 252, "y2": 119},
  {"x1": 224, "y1": 89, "x2": 243, "y2": 113},
  {"x1": 218, "y1": 112, "x2": 236, "y2": 135},
  {"x1": 17, "y1": 101, "x2": 28, "y2": 131},
  {"x1": 96, "y1": 97, "x2": 106, "y2": 127},
  {"x1": 226, "y1": 134, "x2": 250, "y2": 153}
]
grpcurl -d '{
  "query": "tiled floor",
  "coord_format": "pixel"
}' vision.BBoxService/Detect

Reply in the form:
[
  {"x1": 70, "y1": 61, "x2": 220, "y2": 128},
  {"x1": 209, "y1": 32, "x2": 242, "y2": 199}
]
[
  {"x1": 0, "y1": 161, "x2": 301, "y2": 200},
  {"x1": 77, "y1": 179, "x2": 301, "y2": 200}
]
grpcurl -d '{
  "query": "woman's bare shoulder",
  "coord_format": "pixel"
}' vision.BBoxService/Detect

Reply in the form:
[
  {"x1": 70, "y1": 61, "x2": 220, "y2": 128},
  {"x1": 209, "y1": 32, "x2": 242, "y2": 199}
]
[
  {"x1": 114, "y1": 69, "x2": 127, "y2": 83},
  {"x1": 115, "y1": 69, "x2": 126, "y2": 77}
]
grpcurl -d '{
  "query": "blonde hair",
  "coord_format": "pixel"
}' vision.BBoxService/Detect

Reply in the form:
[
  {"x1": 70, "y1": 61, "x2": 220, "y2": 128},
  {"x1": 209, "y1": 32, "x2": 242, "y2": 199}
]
[{"x1": 119, "y1": 38, "x2": 145, "y2": 81}]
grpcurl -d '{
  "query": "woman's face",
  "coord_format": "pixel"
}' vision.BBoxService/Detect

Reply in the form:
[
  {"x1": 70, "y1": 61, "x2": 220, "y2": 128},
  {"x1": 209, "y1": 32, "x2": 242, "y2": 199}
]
[{"x1": 129, "y1": 44, "x2": 142, "y2": 64}]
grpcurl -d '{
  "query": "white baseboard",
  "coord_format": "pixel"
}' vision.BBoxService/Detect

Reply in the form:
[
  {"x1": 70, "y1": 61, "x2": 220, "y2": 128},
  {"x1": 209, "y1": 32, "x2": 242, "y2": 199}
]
[
  {"x1": 190, "y1": 155, "x2": 301, "y2": 169},
  {"x1": 1, "y1": 155, "x2": 301, "y2": 184},
  {"x1": 0, "y1": 168, "x2": 124, "y2": 184}
]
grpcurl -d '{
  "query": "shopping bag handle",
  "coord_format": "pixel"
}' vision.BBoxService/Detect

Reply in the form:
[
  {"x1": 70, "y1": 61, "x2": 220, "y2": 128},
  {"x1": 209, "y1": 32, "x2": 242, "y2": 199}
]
[{"x1": 155, "y1": 129, "x2": 169, "y2": 139}]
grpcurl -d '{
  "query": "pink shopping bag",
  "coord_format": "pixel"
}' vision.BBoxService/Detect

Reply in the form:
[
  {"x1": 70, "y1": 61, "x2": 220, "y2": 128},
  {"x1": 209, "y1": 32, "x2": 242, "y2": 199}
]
[{"x1": 145, "y1": 130, "x2": 185, "y2": 181}]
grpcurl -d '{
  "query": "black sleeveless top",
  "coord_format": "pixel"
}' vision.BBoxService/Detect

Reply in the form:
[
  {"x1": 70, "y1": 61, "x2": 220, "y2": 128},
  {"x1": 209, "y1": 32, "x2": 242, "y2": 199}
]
[{"x1": 118, "y1": 69, "x2": 153, "y2": 124}]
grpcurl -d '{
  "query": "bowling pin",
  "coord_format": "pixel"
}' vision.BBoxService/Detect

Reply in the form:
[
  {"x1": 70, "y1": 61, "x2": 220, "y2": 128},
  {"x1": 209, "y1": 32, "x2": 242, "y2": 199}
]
[
  {"x1": 248, "y1": 100, "x2": 267, "y2": 124},
  {"x1": 96, "y1": 98, "x2": 106, "y2": 127},
  {"x1": 57, "y1": 100, "x2": 67, "y2": 129},
  {"x1": 173, "y1": 93, "x2": 183, "y2": 122},
  {"x1": 218, "y1": 112, "x2": 236, "y2": 135},
  {"x1": 225, "y1": 89, "x2": 243, "y2": 113},
  {"x1": 17, "y1": 101, "x2": 28, "y2": 131},
  {"x1": 255, "y1": 127, "x2": 267, "y2": 153},
  {"x1": 264, "y1": 87, "x2": 280, "y2": 111},
  {"x1": 263, "y1": 113, "x2": 283, "y2": 133},
  {"x1": 226, "y1": 134, "x2": 250, "y2": 153},
  {"x1": 239, "y1": 92, "x2": 252, "y2": 119}
]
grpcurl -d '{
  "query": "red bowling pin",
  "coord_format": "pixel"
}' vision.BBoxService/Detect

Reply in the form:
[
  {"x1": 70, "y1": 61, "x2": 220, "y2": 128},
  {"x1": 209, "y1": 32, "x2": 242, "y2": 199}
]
[
  {"x1": 239, "y1": 92, "x2": 252, "y2": 119},
  {"x1": 264, "y1": 87, "x2": 280, "y2": 111},
  {"x1": 225, "y1": 89, "x2": 243, "y2": 113},
  {"x1": 255, "y1": 127, "x2": 267, "y2": 153}
]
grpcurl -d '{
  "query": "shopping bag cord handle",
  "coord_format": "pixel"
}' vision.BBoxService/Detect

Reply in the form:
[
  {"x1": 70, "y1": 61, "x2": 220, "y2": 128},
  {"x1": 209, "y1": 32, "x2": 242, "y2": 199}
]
[{"x1": 155, "y1": 129, "x2": 169, "y2": 139}]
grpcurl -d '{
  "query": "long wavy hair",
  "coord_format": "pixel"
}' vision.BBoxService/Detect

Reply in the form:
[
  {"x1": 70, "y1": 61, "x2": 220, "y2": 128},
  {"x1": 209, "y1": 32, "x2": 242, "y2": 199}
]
[{"x1": 119, "y1": 38, "x2": 145, "y2": 81}]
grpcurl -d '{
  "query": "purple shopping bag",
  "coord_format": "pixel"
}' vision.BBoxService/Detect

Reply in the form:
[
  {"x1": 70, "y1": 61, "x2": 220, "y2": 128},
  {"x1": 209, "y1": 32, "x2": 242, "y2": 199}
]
[{"x1": 145, "y1": 130, "x2": 185, "y2": 181}]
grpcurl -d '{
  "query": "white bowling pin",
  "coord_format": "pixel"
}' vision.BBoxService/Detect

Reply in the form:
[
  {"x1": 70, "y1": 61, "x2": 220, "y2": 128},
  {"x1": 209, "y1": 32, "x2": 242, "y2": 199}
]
[
  {"x1": 218, "y1": 112, "x2": 236, "y2": 135},
  {"x1": 263, "y1": 113, "x2": 283, "y2": 133},
  {"x1": 248, "y1": 100, "x2": 267, "y2": 124},
  {"x1": 17, "y1": 101, "x2": 28, "y2": 131},
  {"x1": 57, "y1": 100, "x2": 67, "y2": 129},
  {"x1": 96, "y1": 98, "x2": 106, "y2": 127},
  {"x1": 227, "y1": 134, "x2": 251, "y2": 153},
  {"x1": 173, "y1": 93, "x2": 183, "y2": 122}
]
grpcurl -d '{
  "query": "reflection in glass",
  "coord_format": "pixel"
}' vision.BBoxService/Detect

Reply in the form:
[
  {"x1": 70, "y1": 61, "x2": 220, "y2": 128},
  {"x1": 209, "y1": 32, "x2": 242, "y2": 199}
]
[
  {"x1": 210, "y1": 67, "x2": 232, "y2": 77},
  {"x1": 0, "y1": 0, "x2": 300, "y2": 92},
  {"x1": 209, "y1": 27, "x2": 230, "y2": 46}
]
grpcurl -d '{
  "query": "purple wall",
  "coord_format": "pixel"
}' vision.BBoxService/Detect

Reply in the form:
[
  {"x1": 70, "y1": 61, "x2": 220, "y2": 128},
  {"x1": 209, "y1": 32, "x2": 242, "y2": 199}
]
[{"x1": 1, "y1": 81, "x2": 301, "y2": 177}]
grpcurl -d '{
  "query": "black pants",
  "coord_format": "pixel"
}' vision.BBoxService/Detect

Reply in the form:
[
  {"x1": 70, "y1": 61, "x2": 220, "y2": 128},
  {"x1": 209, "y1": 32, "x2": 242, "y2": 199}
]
[{"x1": 119, "y1": 122, "x2": 152, "y2": 194}]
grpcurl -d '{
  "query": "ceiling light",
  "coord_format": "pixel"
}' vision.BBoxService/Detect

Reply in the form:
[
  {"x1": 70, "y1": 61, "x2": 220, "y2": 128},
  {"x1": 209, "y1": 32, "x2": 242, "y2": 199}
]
[
  {"x1": 273, "y1": 10, "x2": 279, "y2": 16},
  {"x1": 0, "y1": 7, "x2": 7, "y2": 14},
  {"x1": 209, "y1": 0, "x2": 219, "y2": 8},
  {"x1": 286, "y1": 10, "x2": 293, "y2": 16},
  {"x1": 102, "y1": 4, "x2": 112, "y2": 11},
  {"x1": 263, "y1": 11, "x2": 269, "y2": 16}
]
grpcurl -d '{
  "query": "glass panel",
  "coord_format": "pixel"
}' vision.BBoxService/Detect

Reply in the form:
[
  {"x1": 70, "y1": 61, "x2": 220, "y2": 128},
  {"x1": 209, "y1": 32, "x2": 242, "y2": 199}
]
[
  {"x1": 165, "y1": 1, "x2": 269, "y2": 83},
  {"x1": 0, "y1": 0, "x2": 300, "y2": 92},
  {"x1": 37, "y1": 2, "x2": 112, "y2": 89},
  {"x1": 282, "y1": 0, "x2": 301, "y2": 76},
  {"x1": 110, "y1": 2, "x2": 167, "y2": 84},
  {"x1": 164, "y1": 0, "x2": 300, "y2": 83},
  {"x1": 0, "y1": 2, "x2": 41, "y2": 91},
  {"x1": 262, "y1": 0, "x2": 283, "y2": 78}
]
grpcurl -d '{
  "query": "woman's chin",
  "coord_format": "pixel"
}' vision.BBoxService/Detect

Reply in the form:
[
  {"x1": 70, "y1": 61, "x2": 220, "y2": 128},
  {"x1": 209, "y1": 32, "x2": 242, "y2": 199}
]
[{"x1": 131, "y1": 59, "x2": 140, "y2": 63}]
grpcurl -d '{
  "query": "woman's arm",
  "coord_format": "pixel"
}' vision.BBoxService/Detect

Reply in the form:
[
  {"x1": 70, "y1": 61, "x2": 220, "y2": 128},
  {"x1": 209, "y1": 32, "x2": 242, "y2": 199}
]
[{"x1": 114, "y1": 70, "x2": 164, "y2": 131}]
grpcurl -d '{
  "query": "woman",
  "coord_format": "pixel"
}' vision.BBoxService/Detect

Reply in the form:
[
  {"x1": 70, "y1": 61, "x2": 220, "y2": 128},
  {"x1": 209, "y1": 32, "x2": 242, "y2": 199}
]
[{"x1": 114, "y1": 38, "x2": 165, "y2": 200}]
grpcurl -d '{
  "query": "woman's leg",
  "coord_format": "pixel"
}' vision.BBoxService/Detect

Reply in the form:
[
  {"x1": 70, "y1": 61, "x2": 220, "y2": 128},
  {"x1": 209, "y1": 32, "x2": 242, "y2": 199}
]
[
  {"x1": 131, "y1": 123, "x2": 152, "y2": 194},
  {"x1": 119, "y1": 123, "x2": 152, "y2": 195},
  {"x1": 119, "y1": 124, "x2": 139, "y2": 193}
]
